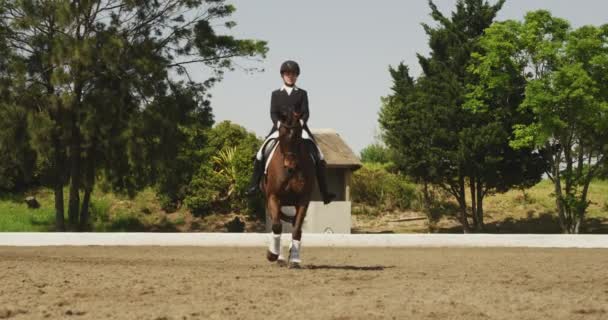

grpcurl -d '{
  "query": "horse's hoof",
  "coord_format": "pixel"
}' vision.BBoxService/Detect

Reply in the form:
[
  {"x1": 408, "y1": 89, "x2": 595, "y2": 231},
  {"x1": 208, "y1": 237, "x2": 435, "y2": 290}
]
[
  {"x1": 277, "y1": 259, "x2": 288, "y2": 267},
  {"x1": 288, "y1": 262, "x2": 301, "y2": 269},
  {"x1": 267, "y1": 251, "x2": 279, "y2": 262}
]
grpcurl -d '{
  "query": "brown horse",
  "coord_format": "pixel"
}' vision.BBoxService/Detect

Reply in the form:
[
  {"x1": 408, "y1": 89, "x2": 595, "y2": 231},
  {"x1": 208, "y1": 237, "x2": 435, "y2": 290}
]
[{"x1": 261, "y1": 109, "x2": 315, "y2": 268}]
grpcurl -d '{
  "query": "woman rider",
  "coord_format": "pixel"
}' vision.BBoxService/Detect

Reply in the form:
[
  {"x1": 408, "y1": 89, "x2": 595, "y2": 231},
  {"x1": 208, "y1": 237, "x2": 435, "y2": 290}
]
[{"x1": 245, "y1": 60, "x2": 336, "y2": 204}]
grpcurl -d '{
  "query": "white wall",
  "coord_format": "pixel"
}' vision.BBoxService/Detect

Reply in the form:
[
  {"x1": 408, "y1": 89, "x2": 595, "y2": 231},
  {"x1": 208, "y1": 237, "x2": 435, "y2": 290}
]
[{"x1": 265, "y1": 201, "x2": 352, "y2": 234}]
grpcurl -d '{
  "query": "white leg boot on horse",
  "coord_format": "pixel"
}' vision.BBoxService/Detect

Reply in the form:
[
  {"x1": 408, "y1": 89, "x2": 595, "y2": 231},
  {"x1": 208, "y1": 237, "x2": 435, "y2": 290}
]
[
  {"x1": 288, "y1": 239, "x2": 302, "y2": 268},
  {"x1": 277, "y1": 243, "x2": 287, "y2": 266},
  {"x1": 267, "y1": 232, "x2": 281, "y2": 262},
  {"x1": 287, "y1": 204, "x2": 307, "y2": 268}
]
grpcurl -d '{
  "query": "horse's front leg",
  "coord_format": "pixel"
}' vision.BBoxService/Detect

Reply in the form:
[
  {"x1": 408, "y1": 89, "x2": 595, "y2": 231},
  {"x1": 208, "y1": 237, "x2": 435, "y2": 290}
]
[
  {"x1": 266, "y1": 194, "x2": 282, "y2": 262},
  {"x1": 289, "y1": 203, "x2": 309, "y2": 268}
]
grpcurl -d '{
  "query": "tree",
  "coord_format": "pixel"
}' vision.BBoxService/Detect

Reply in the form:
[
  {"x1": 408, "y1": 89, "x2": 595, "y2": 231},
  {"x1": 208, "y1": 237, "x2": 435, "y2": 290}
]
[
  {"x1": 360, "y1": 143, "x2": 393, "y2": 165},
  {"x1": 490, "y1": 11, "x2": 608, "y2": 233},
  {"x1": 0, "y1": 13, "x2": 38, "y2": 192},
  {"x1": 470, "y1": 12, "x2": 608, "y2": 233},
  {"x1": 380, "y1": 0, "x2": 543, "y2": 232},
  {"x1": 379, "y1": 66, "x2": 448, "y2": 224},
  {"x1": 0, "y1": 0, "x2": 267, "y2": 230}
]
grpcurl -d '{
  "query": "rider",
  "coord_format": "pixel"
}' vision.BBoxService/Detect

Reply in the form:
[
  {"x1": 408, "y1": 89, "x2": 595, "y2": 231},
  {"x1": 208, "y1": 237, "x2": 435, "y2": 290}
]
[{"x1": 245, "y1": 60, "x2": 336, "y2": 204}]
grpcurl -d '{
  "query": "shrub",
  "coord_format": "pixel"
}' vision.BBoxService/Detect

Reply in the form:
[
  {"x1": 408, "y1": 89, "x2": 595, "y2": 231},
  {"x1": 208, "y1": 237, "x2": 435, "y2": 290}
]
[
  {"x1": 351, "y1": 163, "x2": 417, "y2": 211},
  {"x1": 360, "y1": 143, "x2": 391, "y2": 164},
  {"x1": 185, "y1": 164, "x2": 231, "y2": 215},
  {"x1": 185, "y1": 121, "x2": 263, "y2": 218}
]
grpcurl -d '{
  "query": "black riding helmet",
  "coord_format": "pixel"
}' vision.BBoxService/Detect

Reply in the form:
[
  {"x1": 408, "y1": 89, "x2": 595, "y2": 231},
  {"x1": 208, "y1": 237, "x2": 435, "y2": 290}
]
[{"x1": 280, "y1": 60, "x2": 300, "y2": 75}]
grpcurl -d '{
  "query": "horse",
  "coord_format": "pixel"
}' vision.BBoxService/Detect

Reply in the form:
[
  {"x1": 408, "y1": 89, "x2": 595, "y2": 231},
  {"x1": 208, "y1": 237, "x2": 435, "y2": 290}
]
[{"x1": 260, "y1": 108, "x2": 315, "y2": 268}]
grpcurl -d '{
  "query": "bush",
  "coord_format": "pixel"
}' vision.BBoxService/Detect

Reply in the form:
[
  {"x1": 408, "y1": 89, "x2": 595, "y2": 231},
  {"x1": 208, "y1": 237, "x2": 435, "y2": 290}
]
[
  {"x1": 351, "y1": 163, "x2": 417, "y2": 211},
  {"x1": 360, "y1": 143, "x2": 392, "y2": 164},
  {"x1": 386, "y1": 174, "x2": 417, "y2": 209},
  {"x1": 185, "y1": 121, "x2": 263, "y2": 218},
  {"x1": 185, "y1": 164, "x2": 231, "y2": 215}
]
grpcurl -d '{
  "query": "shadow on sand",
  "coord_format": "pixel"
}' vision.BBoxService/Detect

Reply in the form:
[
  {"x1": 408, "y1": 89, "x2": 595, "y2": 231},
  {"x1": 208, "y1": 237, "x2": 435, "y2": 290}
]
[{"x1": 304, "y1": 265, "x2": 393, "y2": 271}]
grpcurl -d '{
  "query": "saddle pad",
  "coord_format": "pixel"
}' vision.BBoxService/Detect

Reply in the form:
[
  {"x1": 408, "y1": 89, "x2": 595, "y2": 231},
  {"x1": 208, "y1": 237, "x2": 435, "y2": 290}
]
[
  {"x1": 262, "y1": 138, "x2": 277, "y2": 160},
  {"x1": 264, "y1": 142, "x2": 280, "y2": 174}
]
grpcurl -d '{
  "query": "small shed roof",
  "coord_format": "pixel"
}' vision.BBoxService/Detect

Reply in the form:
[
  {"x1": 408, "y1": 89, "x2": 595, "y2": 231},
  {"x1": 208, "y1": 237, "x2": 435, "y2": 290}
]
[{"x1": 311, "y1": 129, "x2": 362, "y2": 170}]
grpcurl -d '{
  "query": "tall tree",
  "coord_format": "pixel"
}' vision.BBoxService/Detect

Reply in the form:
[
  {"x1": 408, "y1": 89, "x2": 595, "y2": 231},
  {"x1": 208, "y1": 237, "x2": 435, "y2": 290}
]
[
  {"x1": 470, "y1": 11, "x2": 608, "y2": 233},
  {"x1": 379, "y1": 0, "x2": 544, "y2": 232},
  {"x1": 0, "y1": 0, "x2": 267, "y2": 230}
]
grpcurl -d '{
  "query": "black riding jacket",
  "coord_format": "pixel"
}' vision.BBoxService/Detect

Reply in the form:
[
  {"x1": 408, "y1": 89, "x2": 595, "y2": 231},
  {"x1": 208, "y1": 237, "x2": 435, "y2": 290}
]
[{"x1": 268, "y1": 87, "x2": 313, "y2": 138}]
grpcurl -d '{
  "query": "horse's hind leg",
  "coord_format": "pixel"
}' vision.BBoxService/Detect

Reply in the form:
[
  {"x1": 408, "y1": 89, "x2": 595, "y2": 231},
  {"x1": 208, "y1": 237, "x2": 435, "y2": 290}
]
[
  {"x1": 289, "y1": 204, "x2": 308, "y2": 269},
  {"x1": 266, "y1": 195, "x2": 282, "y2": 262}
]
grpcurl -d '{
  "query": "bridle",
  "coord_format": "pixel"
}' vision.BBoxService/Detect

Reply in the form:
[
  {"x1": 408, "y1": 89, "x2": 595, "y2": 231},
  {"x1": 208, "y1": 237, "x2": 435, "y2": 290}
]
[
  {"x1": 278, "y1": 113, "x2": 303, "y2": 174},
  {"x1": 279, "y1": 124, "x2": 300, "y2": 157}
]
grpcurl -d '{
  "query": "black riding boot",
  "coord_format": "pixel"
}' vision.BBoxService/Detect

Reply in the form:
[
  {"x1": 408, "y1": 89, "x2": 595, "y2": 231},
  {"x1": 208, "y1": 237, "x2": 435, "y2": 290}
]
[
  {"x1": 316, "y1": 160, "x2": 336, "y2": 204},
  {"x1": 245, "y1": 158, "x2": 264, "y2": 196}
]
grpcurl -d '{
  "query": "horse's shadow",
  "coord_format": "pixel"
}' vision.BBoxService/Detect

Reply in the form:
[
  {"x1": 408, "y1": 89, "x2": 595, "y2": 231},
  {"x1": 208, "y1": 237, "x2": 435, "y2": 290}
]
[{"x1": 303, "y1": 265, "x2": 393, "y2": 271}]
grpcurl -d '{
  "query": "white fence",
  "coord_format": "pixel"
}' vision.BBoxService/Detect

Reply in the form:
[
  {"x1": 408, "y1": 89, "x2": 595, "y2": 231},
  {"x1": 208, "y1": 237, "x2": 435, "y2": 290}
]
[{"x1": 1, "y1": 233, "x2": 608, "y2": 248}]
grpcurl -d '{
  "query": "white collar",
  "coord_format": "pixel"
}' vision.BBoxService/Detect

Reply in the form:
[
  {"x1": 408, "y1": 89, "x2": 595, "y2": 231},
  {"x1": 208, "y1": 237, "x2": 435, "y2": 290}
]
[{"x1": 281, "y1": 84, "x2": 298, "y2": 95}]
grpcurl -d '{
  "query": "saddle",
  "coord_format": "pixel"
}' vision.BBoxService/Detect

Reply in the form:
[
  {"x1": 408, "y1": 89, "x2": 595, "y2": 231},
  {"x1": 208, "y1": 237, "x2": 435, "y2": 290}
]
[
  {"x1": 262, "y1": 139, "x2": 279, "y2": 174},
  {"x1": 261, "y1": 138, "x2": 318, "y2": 174}
]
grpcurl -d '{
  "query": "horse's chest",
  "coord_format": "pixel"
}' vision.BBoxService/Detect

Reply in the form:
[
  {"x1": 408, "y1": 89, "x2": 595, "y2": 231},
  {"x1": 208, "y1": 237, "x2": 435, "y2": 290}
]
[{"x1": 286, "y1": 174, "x2": 307, "y2": 193}]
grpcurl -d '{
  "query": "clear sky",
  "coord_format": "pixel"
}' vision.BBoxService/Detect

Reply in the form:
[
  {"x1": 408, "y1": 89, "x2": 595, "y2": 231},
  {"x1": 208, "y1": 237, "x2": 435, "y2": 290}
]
[{"x1": 187, "y1": 0, "x2": 608, "y2": 154}]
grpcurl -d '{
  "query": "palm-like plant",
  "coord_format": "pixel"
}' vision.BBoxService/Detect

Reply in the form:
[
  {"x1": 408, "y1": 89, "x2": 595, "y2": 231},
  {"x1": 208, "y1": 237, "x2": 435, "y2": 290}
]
[{"x1": 212, "y1": 146, "x2": 238, "y2": 199}]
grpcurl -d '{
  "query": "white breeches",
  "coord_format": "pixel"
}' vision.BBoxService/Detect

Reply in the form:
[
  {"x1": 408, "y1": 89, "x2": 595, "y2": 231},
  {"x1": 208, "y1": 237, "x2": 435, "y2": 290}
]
[{"x1": 255, "y1": 131, "x2": 324, "y2": 161}]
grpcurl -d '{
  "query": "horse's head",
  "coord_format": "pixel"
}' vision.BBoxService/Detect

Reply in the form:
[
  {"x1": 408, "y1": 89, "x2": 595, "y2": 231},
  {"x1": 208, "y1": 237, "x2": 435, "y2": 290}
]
[{"x1": 278, "y1": 108, "x2": 304, "y2": 173}]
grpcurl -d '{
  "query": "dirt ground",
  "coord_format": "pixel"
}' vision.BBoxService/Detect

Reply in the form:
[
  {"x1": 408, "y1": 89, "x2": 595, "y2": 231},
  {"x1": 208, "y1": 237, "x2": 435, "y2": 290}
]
[{"x1": 1, "y1": 246, "x2": 607, "y2": 320}]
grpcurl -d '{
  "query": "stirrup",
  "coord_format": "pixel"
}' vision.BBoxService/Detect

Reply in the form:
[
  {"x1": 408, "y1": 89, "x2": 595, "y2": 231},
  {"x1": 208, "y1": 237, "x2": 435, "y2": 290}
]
[{"x1": 245, "y1": 185, "x2": 259, "y2": 196}]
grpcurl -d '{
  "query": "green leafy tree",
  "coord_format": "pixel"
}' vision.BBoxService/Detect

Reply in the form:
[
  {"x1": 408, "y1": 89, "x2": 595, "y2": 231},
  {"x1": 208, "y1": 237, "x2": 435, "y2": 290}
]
[
  {"x1": 131, "y1": 82, "x2": 215, "y2": 212},
  {"x1": 470, "y1": 12, "x2": 608, "y2": 233},
  {"x1": 0, "y1": 15, "x2": 39, "y2": 191},
  {"x1": 0, "y1": 0, "x2": 267, "y2": 230},
  {"x1": 380, "y1": 0, "x2": 541, "y2": 232}
]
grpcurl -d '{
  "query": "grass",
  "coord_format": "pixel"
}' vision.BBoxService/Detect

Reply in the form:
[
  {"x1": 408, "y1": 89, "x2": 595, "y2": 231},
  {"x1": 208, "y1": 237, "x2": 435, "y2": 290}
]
[
  {"x1": 352, "y1": 179, "x2": 608, "y2": 233},
  {"x1": 0, "y1": 186, "x2": 263, "y2": 232},
  {"x1": 0, "y1": 189, "x2": 56, "y2": 231},
  {"x1": 0, "y1": 187, "x2": 185, "y2": 232},
  {"x1": 2, "y1": 179, "x2": 607, "y2": 233},
  {"x1": 480, "y1": 179, "x2": 608, "y2": 233},
  {"x1": 89, "y1": 188, "x2": 188, "y2": 232}
]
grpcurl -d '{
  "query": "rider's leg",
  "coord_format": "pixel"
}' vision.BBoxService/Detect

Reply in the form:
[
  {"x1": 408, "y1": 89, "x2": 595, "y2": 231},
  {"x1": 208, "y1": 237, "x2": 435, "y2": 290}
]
[
  {"x1": 302, "y1": 134, "x2": 336, "y2": 205},
  {"x1": 245, "y1": 159, "x2": 265, "y2": 196},
  {"x1": 245, "y1": 131, "x2": 278, "y2": 196},
  {"x1": 315, "y1": 158, "x2": 336, "y2": 204}
]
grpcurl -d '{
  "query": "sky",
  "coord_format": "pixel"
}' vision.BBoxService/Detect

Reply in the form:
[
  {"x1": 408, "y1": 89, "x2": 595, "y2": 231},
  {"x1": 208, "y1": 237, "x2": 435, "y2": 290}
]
[{"x1": 187, "y1": 0, "x2": 608, "y2": 154}]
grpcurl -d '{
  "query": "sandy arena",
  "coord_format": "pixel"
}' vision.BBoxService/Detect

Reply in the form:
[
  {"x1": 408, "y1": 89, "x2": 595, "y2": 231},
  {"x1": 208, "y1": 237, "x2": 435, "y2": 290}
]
[{"x1": 1, "y1": 246, "x2": 607, "y2": 319}]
